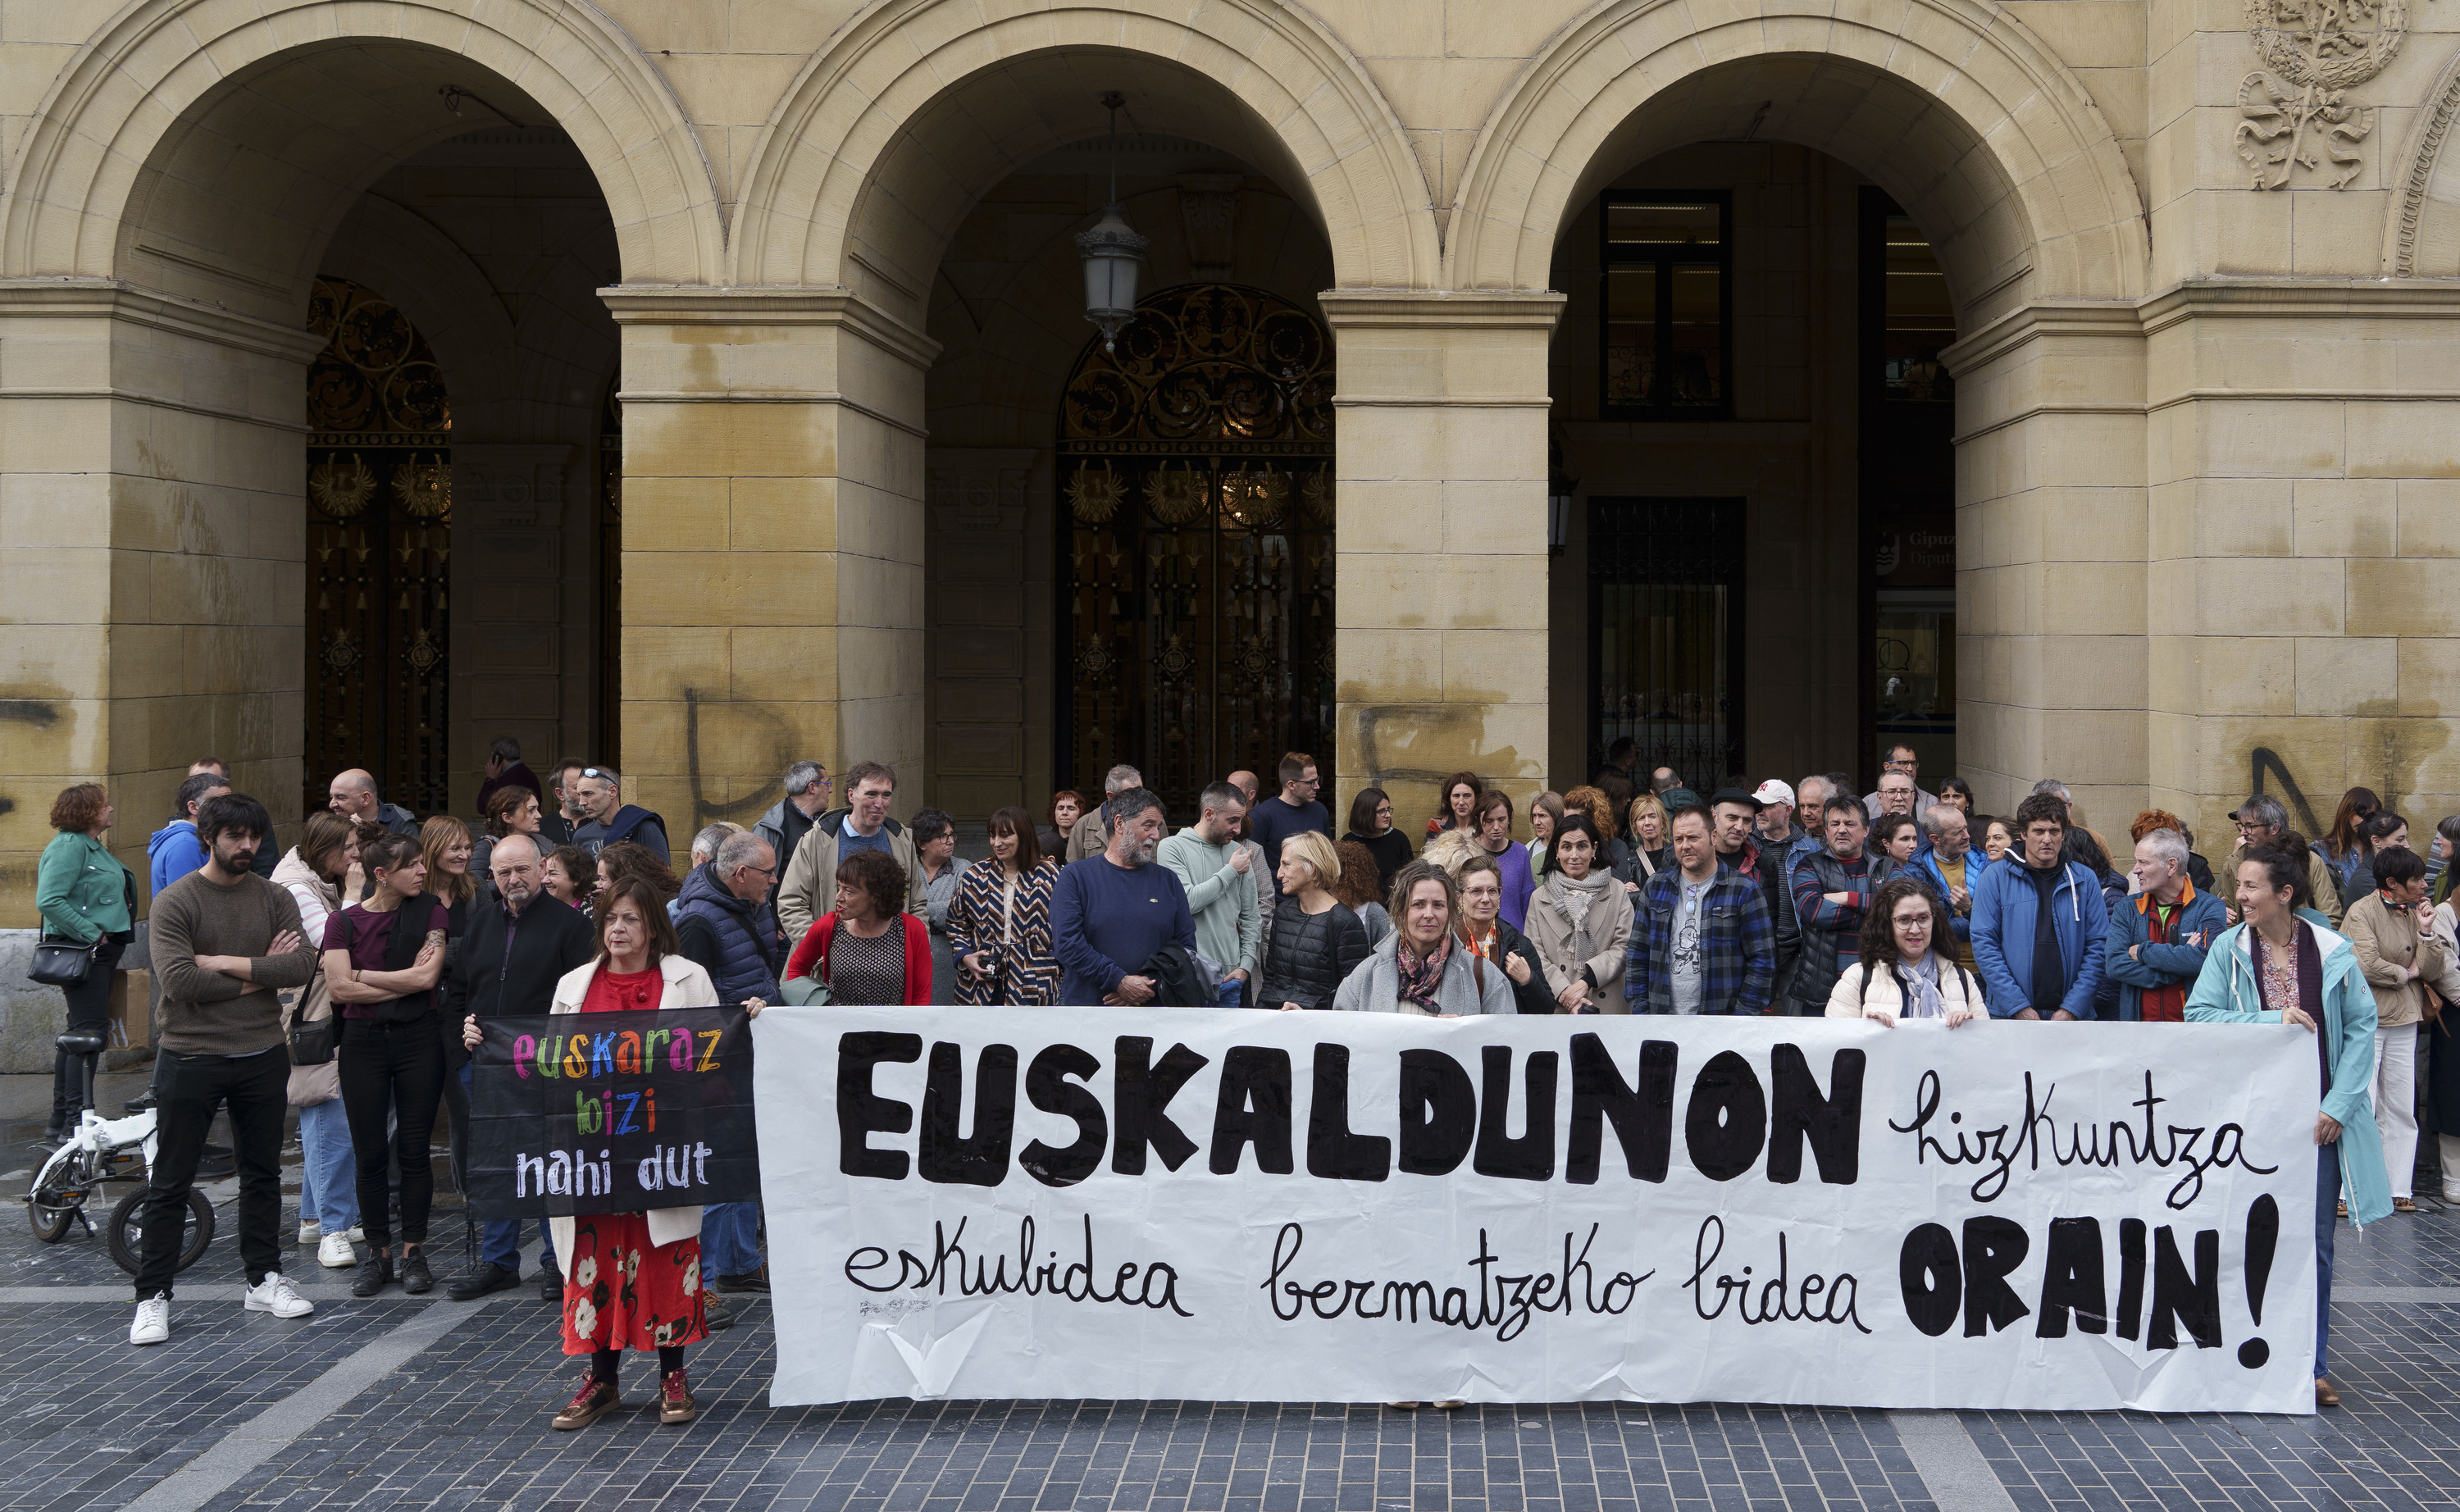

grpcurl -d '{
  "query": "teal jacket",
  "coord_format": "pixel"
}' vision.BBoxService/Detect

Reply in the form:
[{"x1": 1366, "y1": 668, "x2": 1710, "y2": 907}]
[
  {"x1": 2184, "y1": 913, "x2": 2391, "y2": 1227},
  {"x1": 36, "y1": 831, "x2": 134, "y2": 945}
]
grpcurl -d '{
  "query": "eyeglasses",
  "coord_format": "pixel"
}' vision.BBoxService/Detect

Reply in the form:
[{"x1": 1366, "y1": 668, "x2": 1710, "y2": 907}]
[{"x1": 736, "y1": 863, "x2": 777, "y2": 878}]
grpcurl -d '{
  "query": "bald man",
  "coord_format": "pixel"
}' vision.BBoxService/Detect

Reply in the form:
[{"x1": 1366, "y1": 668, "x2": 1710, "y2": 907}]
[{"x1": 326, "y1": 769, "x2": 417, "y2": 837}]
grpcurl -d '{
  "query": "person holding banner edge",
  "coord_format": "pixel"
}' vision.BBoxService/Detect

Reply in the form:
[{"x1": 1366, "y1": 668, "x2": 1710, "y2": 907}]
[
  {"x1": 1823, "y1": 877, "x2": 1984, "y2": 1024},
  {"x1": 2185, "y1": 842, "x2": 2391, "y2": 1409},
  {"x1": 464, "y1": 877, "x2": 760, "y2": 1429}
]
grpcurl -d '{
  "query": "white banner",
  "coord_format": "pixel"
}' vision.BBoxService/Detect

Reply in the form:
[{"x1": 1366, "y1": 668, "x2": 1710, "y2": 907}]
[{"x1": 754, "y1": 1008, "x2": 2320, "y2": 1414}]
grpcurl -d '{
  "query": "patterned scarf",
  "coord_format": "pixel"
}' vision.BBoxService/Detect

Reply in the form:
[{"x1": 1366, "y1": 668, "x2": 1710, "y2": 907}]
[
  {"x1": 1396, "y1": 932, "x2": 1454, "y2": 1011},
  {"x1": 1898, "y1": 953, "x2": 1946, "y2": 1019}
]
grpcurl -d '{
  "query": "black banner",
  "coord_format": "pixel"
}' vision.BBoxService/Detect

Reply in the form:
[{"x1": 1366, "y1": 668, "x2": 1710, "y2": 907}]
[{"x1": 465, "y1": 1009, "x2": 760, "y2": 1219}]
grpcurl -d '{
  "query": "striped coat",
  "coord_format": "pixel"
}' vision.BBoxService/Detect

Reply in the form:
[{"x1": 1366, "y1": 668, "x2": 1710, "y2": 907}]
[{"x1": 945, "y1": 859, "x2": 1062, "y2": 1006}]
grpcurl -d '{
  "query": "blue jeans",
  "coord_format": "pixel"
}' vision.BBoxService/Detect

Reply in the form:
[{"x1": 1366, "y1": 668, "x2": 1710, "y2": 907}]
[
  {"x1": 296, "y1": 1095, "x2": 358, "y2": 1232},
  {"x1": 459, "y1": 1064, "x2": 555, "y2": 1274},
  {"x1": 701, "y1": 1201, "x2": 762, "y2": 1281},
  {"x1": 2316, "y1": 1140, "x2": 2340, "y2": 1379},
  {"x1": 1219, "y1": 977, "x2": 1246, "y2": 1008}
]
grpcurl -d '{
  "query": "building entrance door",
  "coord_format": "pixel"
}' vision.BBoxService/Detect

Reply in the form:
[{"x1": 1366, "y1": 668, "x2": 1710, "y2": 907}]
[
  {"x1": 303, "y1": 277, "x2": 453, "y2": 818},
  {"x1": 1057, "y1": 283, "x2": 1335, "y2": 815}
]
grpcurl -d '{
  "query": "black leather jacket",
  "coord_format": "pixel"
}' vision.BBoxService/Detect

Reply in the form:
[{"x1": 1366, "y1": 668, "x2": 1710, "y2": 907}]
[{"x1": 1257, "y1": 901, "x2": 1371, "y2": 1010}]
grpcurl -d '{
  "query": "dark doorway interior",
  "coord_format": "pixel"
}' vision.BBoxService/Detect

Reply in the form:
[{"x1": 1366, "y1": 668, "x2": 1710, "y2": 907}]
[
  {"x1": 1857, "y1": 191, "x2": 1957, "y2": 794},
  {"x1": 303, "y1": 277, "x2": 453, "y2": 818},
  {"x1": 1588, "y1": 497, "x2": 1747, "y2": 786}
]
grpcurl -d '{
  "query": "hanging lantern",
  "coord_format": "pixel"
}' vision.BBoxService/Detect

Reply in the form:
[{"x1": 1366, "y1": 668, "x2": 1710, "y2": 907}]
[{"x1": 1076, "y1": 92, "x2": 1146, "y2": 353}]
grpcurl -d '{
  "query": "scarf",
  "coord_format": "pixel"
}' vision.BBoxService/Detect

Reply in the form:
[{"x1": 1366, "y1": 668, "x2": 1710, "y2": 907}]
[
  {"x1": 1396, "y1": 932, "x2": 1454, "y2": 1011},
  {"x1": 1898, "y1": 953, "x2": 1946, "y2": 1019},
  {"x1": 1548, "y1": 870, "x2": 1615, "y2": 969}
]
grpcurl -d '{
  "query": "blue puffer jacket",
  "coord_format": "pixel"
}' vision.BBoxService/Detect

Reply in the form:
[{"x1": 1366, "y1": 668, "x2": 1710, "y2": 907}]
[
  {"x1": 2101, "y1": 883, "x2": 2228, "y2": 1022},
  {"x1": 672, "y1": 862, "x2": 783, "y2": 1007},
  {"x1": 1971, "y1": 858, "x2": 2109, "y2": 1018}
]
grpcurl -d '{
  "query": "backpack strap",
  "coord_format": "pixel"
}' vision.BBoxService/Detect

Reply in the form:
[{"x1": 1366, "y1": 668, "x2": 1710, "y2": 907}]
[{"x1": 1856, "y1": 959, "x2": 1875, "y2": 1005}]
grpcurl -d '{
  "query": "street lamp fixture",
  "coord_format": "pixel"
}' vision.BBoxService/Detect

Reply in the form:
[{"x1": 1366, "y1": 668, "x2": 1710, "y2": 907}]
[{"x1": 1076, "y1": 92, "x2": 1147, "y2": 353}]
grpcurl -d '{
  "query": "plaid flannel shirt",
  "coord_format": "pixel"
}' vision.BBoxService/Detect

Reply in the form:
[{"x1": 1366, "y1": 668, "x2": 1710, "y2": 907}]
[{"x1": 1623, "y1": 863, "x2": 1776, "y2": 1014}]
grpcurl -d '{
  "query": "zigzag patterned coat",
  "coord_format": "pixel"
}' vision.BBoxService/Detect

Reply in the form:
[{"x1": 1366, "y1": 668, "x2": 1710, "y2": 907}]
[{"x1": 945, "y1": 858, "x2": 1062, "y2": 1006}]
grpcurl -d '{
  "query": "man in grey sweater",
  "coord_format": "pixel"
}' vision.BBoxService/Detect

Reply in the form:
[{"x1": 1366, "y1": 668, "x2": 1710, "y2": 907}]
[
  {"x1": 1158, "y1": 782, "x2": 1264, "y2": 1005},
  {"x1": 131, "y1": 792, "x2": 320, "y2": 1346}
]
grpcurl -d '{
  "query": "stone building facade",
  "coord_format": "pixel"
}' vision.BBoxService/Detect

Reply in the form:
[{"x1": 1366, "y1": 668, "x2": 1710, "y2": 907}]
[{"x1": 4, "y1": 0, "x2": 2458, "y2": 964}]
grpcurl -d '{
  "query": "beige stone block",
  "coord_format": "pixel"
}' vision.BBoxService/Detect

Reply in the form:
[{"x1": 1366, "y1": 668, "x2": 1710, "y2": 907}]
[
  {"x1": 624, "y1": 478, "x2": 731, "y2": 550},
  {"x1": 2291, "y1": 478, "x2": 2395, "y2": 557},
  {"x1": 2398, "y1": 480, "x2": 2460, "y2": 555},
  {"x1": 2348, "y1": 401, "x2": 2460, "y2": 480},
  {"x1": 2294, "y1": 636, "x2": 2398, "y2": 716},
  {"x1": 2348, "y1": 558, "x2": 2460, "y2": 636},
  {"x1": 2187, "y1": 555, "x2": 2346, "y2": 636},
  {"x1": 1336, "y1": 628, "x2": 1443, "y2": 704},
  {"x1": 1336, "y1": 480, "x2": 1437, "y2": 553},
  {"x1": 2039, "y1": 560, "x2": 2146, "y2": 635},
  {"x1": 623, "y1": 401, "x2": 837, "y2": 479},
  {"x1": 732, "y1": 476, "x2": 838, "y2": 552},
  {"x1": 1438, "y1": 631, "x2": 1549, "y2": 706},
  {"x1": 2395, "y1": 638, "x2": 2460, "y2": 717},
  {"x1": 731, "y1": 627, "x2": 839, "y2": 704},
  {"x1": 1337, "y1": 554, "x2": 1546, "y2": 632}
]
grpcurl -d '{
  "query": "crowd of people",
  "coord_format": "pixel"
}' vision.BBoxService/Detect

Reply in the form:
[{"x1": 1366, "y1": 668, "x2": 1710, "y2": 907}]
[{"x1": 29, "y1": 737, "x2": 2456, "y2": 1418}]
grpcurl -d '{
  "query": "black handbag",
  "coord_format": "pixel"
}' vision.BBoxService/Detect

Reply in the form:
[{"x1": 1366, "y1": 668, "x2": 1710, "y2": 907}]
[
  {"x1": 289, "y1": 1011, "x2": 339, "y2": 1066},
  {"x1": 28, "y1": 933, "x2": 98, "y2": 987}
]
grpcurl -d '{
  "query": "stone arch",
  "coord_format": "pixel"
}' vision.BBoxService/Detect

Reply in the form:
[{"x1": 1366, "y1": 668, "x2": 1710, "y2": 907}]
[
  {"x1": 2385, "y1": 45, "x2": 2460, "y2": 276},
  {"x1": 1446, "y1": 0, "x2": 2148, "y2": 314},
  {"x1": 729, "y1": 0, "x2": 1438, "y2": 319},
  {"x1": 4, "y1": 0, "x2": 724, "y2": 320}
]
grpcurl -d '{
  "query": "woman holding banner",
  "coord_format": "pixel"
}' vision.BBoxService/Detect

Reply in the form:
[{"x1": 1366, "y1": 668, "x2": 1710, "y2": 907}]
[
  {"x1": 1824, "y1": 877, "x2": 1984, "y2": 1025},
  {"x1": 2185, "y1": 843, "x2": 2390, "y2": 1409},
  {"x1": 1332, "y1": 861, "x2": 1515, "y2": 1016},
  {"x1": 463, "y1": 876, "x2": 750, "y2": 1430}
]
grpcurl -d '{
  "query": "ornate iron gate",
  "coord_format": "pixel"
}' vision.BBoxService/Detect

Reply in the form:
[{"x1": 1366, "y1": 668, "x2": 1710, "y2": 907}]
[
  {"x1": 303, "y1": 277, "x2": 452, "y2": 818},
  {"x1": 1058, "y1": 284, "x2": 1335, "y2": 816},
  {"x1": 1588, "y1": 498, "x2": 1747, "y2": 784}
]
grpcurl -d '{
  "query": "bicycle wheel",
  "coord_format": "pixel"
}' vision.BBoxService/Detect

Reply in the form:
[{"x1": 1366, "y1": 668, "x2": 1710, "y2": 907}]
[
  {"x1": 108, "y1": 1188, "x2": 215, "y2": 1275},
  {"x1": 27, "y1": 1182, "x2": 75, "y2": 1242}
]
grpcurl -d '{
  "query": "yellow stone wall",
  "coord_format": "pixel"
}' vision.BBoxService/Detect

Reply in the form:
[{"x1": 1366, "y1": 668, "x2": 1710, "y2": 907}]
[{"x1": 2, "y1": 0, "x2": 2458, "y2": 936}]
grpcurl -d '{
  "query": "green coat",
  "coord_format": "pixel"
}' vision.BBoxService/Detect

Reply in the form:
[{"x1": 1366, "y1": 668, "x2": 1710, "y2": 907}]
[
  {"x1": 35, "y1": 831, "x2": 134, "y2": 945},
  {"x1": 2184, "y1": 913, "x2": 2392, "y2": 1227}
]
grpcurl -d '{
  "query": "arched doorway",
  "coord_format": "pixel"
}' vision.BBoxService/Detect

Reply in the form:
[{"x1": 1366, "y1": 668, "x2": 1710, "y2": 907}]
[
  {"x1": 1057, "y1": 283, "x2": 1335, "y2": 813},
  {"x1": 303, "y1": 278, "x2": 453, "y2": 817}
]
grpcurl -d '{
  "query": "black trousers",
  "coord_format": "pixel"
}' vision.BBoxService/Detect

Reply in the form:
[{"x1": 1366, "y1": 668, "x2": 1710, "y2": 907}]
[
  {"x1": 138, "y1": 1046, "x2": 287, "y2": 1299},
  {"x1": 52, "y1": 940, "x2": 126, "y2": 1127},
  {"x1": 341, "y1": 1016, "x2": 444, "y2": 1250}
]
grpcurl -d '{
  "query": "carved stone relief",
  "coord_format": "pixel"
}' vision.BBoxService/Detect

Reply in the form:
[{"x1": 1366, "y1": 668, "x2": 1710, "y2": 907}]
[{"x1": 2236, "y1": 0, "x2": 2410, "y2": 188}]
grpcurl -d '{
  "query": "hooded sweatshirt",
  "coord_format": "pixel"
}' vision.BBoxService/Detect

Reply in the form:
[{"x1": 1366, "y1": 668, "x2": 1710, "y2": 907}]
[{"x1": 148, "y1": 818, "x2": 207, "y2": 895}]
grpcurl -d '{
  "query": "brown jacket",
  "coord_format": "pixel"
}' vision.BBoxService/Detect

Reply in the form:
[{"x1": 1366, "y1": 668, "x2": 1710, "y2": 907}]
[{"x1": 2342, "y1": 890, "x2": 2444, "y2": 1027}]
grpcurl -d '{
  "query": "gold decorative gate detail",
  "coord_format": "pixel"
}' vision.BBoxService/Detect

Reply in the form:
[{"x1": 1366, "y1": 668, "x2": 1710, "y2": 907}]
[
  {"x1": 304, "y1": 277, "x2": 452, "y2": 817},
  {"x1": 1059, "y1": 284, "x2": 1334, "y2": 816}
]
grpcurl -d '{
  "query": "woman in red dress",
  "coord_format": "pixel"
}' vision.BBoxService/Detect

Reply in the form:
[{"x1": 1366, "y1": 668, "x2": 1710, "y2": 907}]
[{"x1": 463, "y1": 877, "x2": 760, "y2": 1429}]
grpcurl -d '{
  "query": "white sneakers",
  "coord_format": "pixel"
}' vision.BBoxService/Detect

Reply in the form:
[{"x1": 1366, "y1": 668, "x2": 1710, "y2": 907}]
[
  {"x1": 317, "y1": 1232, "x2": 358, "y2": 1268},
  {"x1": 298, "y1": 1221, "x2": 321, "y2": 1244},
  {"x1": 132, "y1": 1273, "x2": 315, "y2": 1345},
  {"x1": 130, "y1": 1293, "x2": 171, "y2": 1346},
  {"x1": 245, "y1": 1273, "x2": 316, "y2": 1319}
]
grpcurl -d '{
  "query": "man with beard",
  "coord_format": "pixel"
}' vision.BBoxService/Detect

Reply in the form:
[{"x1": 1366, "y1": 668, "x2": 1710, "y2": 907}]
[
  {"x1": 1050, "y1": 787, "x2": 1196, "y2": 1006},
  {"x1": 1710, "y1": 787, "x2": 1799, "y2": 1000},
  {"x1": 132, "y1": 792, "x2": 319, "y2": 1345}
]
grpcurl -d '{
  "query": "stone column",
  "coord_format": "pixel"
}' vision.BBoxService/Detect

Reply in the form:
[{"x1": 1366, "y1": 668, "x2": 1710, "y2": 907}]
[
  {"x1": 1940, "y1": 302, "x2": 2150, "y2": 827},
  {"x1": 600, "y1": 287, "x2": 939, "y2": 831},
  {"x1": 1319, "y1": 290, "x2": 1564, "y2": 827},
  {"x1": 2143, "y1": 281, "x2": 2460, "y2": 840},
  {"x1": 0, "y1": 280, "x2": 321, "y2": 913},
  {"x1": 0, "y1": 280, "x2": 318, "y2": 1066}
]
